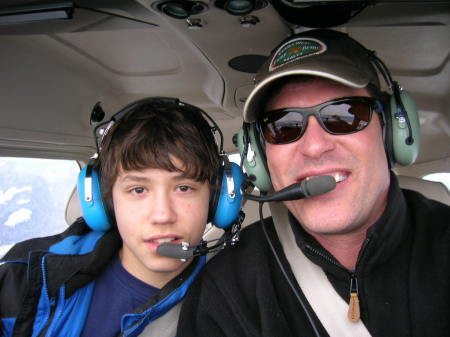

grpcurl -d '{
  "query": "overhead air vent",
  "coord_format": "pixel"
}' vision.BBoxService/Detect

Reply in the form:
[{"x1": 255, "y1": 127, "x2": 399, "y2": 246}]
[
  {"x1": 154, "y1": 0, "x2": 209, "y2": 19},
  {"x1": 269, "y1": 0, "x2": 370, "y2": 27},
  {"x1": 215, "y1": 0, "x2": 267, "y2": 16}
]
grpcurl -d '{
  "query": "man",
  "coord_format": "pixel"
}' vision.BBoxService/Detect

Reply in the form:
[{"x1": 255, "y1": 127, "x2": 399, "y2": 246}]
[
  {"x1": 177, "y1": 29, "x2": 449, "y2": 336},
  {"x1": 0, "y1": 98, "x2": 243, "y2": 337}
]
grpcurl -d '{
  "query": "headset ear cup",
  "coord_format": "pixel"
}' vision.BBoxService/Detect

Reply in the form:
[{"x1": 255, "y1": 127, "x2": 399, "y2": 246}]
[
  {"x1": 213, "y1": 162, "x2": 245, "y2": 228},
  {"x1": 77, "y1": 166, "x2": 112, "y2": 231},
  {"x1": 237, "y1": 125, "x2": 272, "y2": 192},
  {"x1": 390, "y1": 90, "x2": 421, "y2": 166}
]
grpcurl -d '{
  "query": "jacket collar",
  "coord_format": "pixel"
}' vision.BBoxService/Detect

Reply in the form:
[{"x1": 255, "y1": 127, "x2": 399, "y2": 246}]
[
  {"x1": 45, "y1": 224, "x2": 122, "y2": 298},
  {"x1": 289, "y1": 172, "x2": 410, "y2": 273}
]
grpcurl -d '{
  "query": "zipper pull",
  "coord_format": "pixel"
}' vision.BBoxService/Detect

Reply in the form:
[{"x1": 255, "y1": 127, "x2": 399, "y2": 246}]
[
  {"x1": 348, "y1": 274, "x2": 360, "y2": 322},
  {"x1": 49, "y1": 297, "x2": 56, "y2": 307}
]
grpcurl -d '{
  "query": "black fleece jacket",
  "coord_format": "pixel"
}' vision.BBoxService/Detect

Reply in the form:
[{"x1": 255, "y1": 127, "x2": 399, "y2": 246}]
[{"x1": 177, "y1": 178, "x2": 450, "y2": 337}]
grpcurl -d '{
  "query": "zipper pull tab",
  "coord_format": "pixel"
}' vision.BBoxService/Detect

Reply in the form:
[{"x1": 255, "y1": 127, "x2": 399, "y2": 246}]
[{"x1": 348, "y1": 274, "x2": 360, "y2": 322}]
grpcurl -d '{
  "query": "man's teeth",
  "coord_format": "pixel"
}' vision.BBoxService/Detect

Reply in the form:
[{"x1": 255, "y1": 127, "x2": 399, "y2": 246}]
[
  {"x1": 154, "y1": 238, "x2": 176, "y2": 244},
  {"x1": 332, "y1": 173, "x2": 346, "y2": 183},
  {"x1": 305, "y1": 173, "x2": 347, "y2": 183}
]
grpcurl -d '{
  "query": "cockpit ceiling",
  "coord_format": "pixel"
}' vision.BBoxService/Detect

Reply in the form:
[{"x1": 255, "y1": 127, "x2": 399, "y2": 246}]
[{"x1": 0, "y1": 1, "x2": 448, "y2": 160}]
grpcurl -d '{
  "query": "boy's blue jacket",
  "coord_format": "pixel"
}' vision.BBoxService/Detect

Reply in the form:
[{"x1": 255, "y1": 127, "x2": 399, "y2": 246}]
[{"x1": 0, "y1": 218, "x2": 205, "y2": 337}]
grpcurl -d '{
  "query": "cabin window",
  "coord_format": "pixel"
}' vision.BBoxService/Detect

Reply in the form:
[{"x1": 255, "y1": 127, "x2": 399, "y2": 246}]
[
  {"x1": 422, "y1": 173, "x2": 450, "y2": 191},
  {"x1": 0, "y1": 157, "x2": 79, "y2": 257}
]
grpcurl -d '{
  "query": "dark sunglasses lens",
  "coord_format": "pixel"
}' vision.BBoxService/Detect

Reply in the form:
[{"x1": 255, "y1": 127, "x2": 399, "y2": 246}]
[
  {"x1": 320, "y1": 100, "x2": 371, "y2": 134},
  {"x1": 261, "y1": 110, "x2": 304, "y2": 144}
]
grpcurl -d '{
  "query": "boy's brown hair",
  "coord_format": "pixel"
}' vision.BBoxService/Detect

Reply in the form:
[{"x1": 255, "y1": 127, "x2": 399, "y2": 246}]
[{"x1": 97, "y1": 98, "x2": 221, "y2": 208}]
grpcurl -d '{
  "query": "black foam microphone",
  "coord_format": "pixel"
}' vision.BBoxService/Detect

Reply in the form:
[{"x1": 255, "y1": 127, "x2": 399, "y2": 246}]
[
  {"x1": 157, "y1": 242, "x2": 200, "y2": 260},
  {"x1": 245, "y1": 175, "x2": 336, "y2": 202}
]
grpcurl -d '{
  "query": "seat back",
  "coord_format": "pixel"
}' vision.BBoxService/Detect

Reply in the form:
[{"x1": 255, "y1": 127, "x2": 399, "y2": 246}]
[
  {"x1": 397, "y1": 175, "x2": 450, "y2": 206},
  {"x1": 65, "y1": 186, "x2": 82, "y2": 225}
]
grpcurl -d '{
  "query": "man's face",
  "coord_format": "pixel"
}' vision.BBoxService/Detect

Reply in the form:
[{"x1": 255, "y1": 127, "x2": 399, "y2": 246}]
[
  {"x1": 265, "y1": 78, "x2": 390, "y2": 238},
  {"x1": 112, "y1": 157, "x2": 210, "y2": 288}
]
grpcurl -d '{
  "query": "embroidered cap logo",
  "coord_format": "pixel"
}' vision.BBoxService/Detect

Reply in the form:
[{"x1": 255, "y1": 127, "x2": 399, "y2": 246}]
[{"x1": 269, "y1": 38, "x2": 327, "y2": 72}]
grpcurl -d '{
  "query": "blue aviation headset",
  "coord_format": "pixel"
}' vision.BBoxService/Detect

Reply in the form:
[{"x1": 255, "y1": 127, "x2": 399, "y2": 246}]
[{"x1": 77, "y1": 97, "x2": 244, "y2": 232}]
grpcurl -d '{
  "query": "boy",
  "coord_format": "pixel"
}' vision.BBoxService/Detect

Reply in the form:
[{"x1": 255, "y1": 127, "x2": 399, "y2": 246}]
[{"x1": 0, "y1": 97, "x2": 241, "y2": 336}]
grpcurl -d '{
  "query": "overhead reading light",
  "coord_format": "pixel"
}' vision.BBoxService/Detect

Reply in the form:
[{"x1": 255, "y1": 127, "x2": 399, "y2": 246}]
[
  {"x1": 215, "y1": 0, "x2": 267, "y2": 16},
  {"x1": 228, "y1": 54, "x2": 267, "y2": 73},
  {"x1": 154, "y1": 0, "x2": 208, "y2": 19},
  {"x1": 0, "y1": 2, "x2": 74, "y2": 25}
]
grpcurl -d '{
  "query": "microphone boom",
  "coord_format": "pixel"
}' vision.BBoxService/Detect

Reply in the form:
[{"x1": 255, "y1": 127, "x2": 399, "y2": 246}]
[
  {"x1": 245, "y1": 175, "x2": 336, "y2": 202},
  {"x1": 157, "y1": 243, "x2": 195, "y2": 259}
]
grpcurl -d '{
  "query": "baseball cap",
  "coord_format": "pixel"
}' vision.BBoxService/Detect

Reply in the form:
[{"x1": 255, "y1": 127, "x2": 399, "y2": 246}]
[{"x1": 243, "y1": 29, "x2": 380, "y2": 123}]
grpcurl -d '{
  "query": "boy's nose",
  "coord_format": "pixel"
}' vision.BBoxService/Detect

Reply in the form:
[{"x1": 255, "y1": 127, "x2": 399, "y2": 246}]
[{"x1": 149, "y1": 191, "x2": 177, "y2": 225}]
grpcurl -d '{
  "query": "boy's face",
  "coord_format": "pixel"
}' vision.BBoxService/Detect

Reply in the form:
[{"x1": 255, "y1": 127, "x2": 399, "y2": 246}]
[{"x1": 112, "y1": 157, "x2": 210, "y2": 288}]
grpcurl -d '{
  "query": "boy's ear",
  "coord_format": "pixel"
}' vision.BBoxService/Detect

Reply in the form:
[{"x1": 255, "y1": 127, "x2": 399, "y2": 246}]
[{"x1": 77, "y1": 165, "x2": 112, "y2": 231}]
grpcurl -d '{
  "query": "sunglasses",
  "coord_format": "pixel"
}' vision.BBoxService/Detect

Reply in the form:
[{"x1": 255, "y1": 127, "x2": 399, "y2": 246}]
[{"x1": 258, "y1": 96, "x2": 382, "y2": 145}]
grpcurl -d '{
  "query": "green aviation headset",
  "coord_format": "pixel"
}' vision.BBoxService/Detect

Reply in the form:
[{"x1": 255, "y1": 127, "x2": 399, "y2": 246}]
[{"x1": 236, "y1": 37, "x2": 420, "y2": 193}]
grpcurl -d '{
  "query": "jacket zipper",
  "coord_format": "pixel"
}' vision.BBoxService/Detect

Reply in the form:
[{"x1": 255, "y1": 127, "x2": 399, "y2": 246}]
[
  {"x1": 35, "y1": 255, "x2": 57, "y2": 337},
  {"x1": 347, "y1": 238, "x2": 370, "y2": 323},
  {"x1": 45, "y1": 287, "x2": 65, "y2": 337},
  {"x1": 304, "y1": 239, "x2": 371, "y2": 323},
  {"x1": 304, "y1": 244, "x2": 341, "y2": 268}
]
